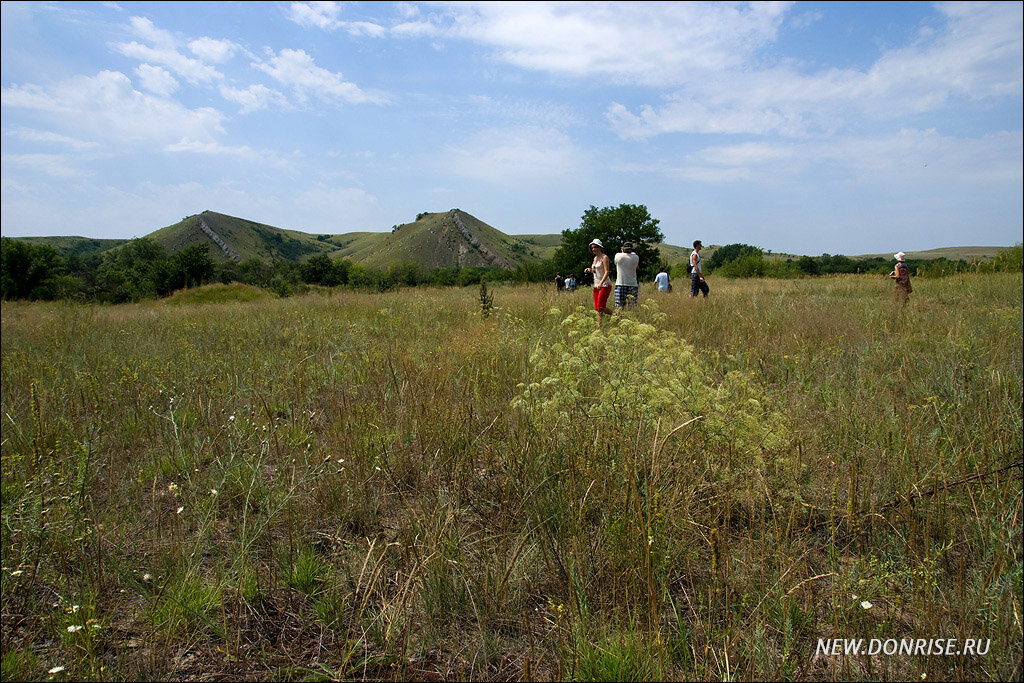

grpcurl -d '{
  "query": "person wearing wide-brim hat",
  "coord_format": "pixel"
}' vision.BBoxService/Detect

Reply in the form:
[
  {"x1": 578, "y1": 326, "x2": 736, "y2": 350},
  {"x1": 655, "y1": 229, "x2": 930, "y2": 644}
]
[
  {"x1": 890, "y1": 251, "x2": 912, "y2": 305},
  {"x1": 584, "y1": 238, "x2": 613, "y2": 316}
]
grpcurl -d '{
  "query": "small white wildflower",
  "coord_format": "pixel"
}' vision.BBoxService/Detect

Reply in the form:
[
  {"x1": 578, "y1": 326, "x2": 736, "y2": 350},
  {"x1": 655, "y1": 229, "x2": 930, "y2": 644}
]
[
  {"x1": 142, "y1": 573, "x2": 152, "y2": 582},
  {"x1": 168, "y1": 482, "x2": 178, "y2": 493},
  {"x1": 860, "y1": 600, "x2": 873, "y2": 610},
  {"x1": 67, "y1": 625, "x2": 82, "y2": 632},
  {"x1": 375, "y1": 466, "x2": 381, "y2": 471},
  {"x1": 229, "y1": 415, "x2": 235, "y2": 421},
  {"x1": 176, "y1": 506, "x2": 184, "y2": 515},
  {"x1": 209, "y1": 489, "x2": 218, "y2": 496},
  {"x1": 48, "y1": 666, "x2": 65, "y2": 674}
]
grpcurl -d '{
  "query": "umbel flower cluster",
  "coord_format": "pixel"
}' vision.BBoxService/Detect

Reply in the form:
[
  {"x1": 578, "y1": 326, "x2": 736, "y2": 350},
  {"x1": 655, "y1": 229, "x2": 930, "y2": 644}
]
[{"x1": 513, "y1": 306, "x2": 791, "y2": 501}]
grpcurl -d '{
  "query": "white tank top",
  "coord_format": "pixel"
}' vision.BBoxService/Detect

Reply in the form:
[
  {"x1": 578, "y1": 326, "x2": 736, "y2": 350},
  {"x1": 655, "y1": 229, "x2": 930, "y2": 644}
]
[{"x1": 592, "y1": 255, "x2": 609, "y2": 288}]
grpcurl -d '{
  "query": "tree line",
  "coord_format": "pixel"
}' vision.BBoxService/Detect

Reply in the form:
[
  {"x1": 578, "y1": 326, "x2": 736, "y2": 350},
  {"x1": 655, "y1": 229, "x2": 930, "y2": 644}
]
[
  {"x1": 3, "y1": 205, "x2": 1021, "y2": 302},
  {"x1": 665, "y1": 242, "x2": 1022, "y2": 281}
]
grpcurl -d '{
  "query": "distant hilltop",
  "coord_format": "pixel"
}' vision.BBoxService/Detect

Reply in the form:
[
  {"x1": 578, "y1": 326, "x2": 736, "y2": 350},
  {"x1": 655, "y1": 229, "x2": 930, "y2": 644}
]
[
  {"x1": 9, "y1": 209, "x2": 1012, "y2": 269},
  {"x1": 11, "y1": 209, "x2": 690, "y2": 270}
]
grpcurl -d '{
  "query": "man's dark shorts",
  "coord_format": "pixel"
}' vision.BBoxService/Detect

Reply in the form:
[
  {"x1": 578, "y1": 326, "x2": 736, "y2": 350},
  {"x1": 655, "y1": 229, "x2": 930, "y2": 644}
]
[{"x1": 691, "y1": 274, "x2": 709, "y2": 297}]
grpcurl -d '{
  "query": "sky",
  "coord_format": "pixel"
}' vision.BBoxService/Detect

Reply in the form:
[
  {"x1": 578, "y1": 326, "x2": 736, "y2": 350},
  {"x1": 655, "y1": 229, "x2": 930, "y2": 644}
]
[{"x1": 1, "y1": 1, "x2": 1021, "y2": 256}]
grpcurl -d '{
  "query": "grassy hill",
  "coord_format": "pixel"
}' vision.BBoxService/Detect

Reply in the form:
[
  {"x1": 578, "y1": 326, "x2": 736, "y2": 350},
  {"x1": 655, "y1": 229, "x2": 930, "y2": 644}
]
[
  {"x1": 853, "y1": 246, "x2": 1010, "y2": 261},
  {"x1": 138, "y1": 209, "x2": 553, "y2": 270},
  {"x1": 14, "y1": 235, "x2": 129, "y2": 260},
  {"x1": 146, "y1": 211, "x2": 336, "y2": 263},
  {"x1": 9, "y1": 209, "x2": 1015, "y2": 272},
  {"x1": 324, "y1": 210, "x2": 548, "y2": 270}
]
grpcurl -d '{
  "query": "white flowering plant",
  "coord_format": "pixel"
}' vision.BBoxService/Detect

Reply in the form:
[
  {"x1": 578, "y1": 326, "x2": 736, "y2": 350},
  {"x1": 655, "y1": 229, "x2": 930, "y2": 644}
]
[{"x1": 513, "y1": 306, "x2": 789, "y2": 470}]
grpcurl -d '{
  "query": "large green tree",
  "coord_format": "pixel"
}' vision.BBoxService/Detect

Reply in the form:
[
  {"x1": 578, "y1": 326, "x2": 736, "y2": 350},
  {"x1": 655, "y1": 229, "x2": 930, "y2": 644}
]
[
  {"x1": 0, "y1": 238, "x2": 68, "y2": 300},
  {"x1": 551, "y1": 204, "x2": 664, "y2": 281},
  {"x1": 166, "y1": 244, "x2": 216, "y2": 291},
  {"x1": 704, "y1": 243, "x2": 762, "y2": 272},
  {"x1": 94, "y1": 237, "x2": 168, "y2": 302}
]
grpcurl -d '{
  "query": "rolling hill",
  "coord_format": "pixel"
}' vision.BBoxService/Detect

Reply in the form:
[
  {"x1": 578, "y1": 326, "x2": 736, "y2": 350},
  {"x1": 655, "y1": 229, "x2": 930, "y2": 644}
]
[
  {"x1": 146, "y1": 211, "x2": 336, "y2": 263},
  {"x1": 323, "y1": 210, "x2": 548, "y2": 269},
  {"x1": 14, "y1": 236, "x2": 129, "y2": 259},
  {"x1": 8, "y1": 208, "x2": 1014, "y2": 272},
  {"x1": 137, "y1": 209, "x2": 555, "y2": 270}
]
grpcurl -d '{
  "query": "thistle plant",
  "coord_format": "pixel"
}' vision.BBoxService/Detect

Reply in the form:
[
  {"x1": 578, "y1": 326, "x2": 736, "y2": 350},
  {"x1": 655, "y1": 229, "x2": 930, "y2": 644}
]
[{"x1": 479, "y1": 280, "x2": 494, "y2": 318}]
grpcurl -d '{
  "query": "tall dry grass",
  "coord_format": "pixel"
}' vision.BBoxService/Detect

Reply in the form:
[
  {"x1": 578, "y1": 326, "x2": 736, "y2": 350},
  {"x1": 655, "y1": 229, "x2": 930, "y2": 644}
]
[{"x1": 1, "y1": 273, "x2": 1021, "y2": 681}]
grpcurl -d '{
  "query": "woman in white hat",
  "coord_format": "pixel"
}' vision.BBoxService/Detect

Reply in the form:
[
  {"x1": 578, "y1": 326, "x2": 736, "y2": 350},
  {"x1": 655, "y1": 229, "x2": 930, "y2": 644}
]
[
  {"x1": 890, "y1": 251, "x2": 912, "y2": 305},
  {"x1": 584, "y1": 238, "x2": 613, "y2": 316}
]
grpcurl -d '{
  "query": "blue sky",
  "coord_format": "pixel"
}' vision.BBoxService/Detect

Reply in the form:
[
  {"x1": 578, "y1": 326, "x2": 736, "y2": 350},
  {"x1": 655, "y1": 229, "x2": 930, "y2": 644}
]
[{"x1": 2, "y1": 1, "x2": 1021, "y2": 256}]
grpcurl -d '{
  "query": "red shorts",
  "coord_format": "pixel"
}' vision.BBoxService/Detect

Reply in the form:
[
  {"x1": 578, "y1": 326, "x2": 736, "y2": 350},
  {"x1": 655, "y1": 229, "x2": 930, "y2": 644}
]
[{"x1": 593, "y1": 286, "x2": 611, "y2": 311}]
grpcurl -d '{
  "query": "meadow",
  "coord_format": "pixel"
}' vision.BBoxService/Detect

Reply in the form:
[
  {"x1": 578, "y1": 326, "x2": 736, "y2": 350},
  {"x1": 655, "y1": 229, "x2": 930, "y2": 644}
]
[{"x1": 1, "y1": 273, "x2": 1021, "y2": 681}]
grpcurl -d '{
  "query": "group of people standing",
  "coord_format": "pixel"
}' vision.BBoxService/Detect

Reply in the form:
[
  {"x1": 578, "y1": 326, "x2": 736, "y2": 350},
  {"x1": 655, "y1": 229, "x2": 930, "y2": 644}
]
[
  {"x1": 566, "y1": 238, "x2": 712, "y2": 317},
  {"x1": 583, "y1": 238, "x2": 641, "y2": 315},
  {"x1": 560, "y1": 240, "x2": 912, "y2": 315},
  {"x1": 554, "y1": 273, "x2": 577, "y2": 293}
]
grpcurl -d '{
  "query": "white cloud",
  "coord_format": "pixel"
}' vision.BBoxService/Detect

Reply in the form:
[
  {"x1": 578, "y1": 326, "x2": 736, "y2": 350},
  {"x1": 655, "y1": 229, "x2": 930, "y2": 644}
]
[
  {"x1": 1, "y1": 71, "x2": 225, "y2": 147},
  {"x1": 391, "y1": 20, "x2": 440, "y2": 38},
  {"x1": 444, "y1": 125, "x2": 588, "y2": 186},
  {"x1": 164, "y1": 139, "x2": 295, "y2": 168},
  {"x1": 606, "y1": 2, "x2": 1023, "y2": 140},
  {"x1": 7, "y1": 127, "x2": 99, "y2": 151},
  {"x1": 135, "y1": 64, "x2": 178, "y2": 97},
  {"x1": 859, "y1": 2, "x2": 1023, "y2": 105},
  {"x1": 287, "y1": 2, "x2": 386, "y2": 37},
  {"x1": 3, "y1": 153, "x2": 93, "y2": 180},
  {"x1": 112, "y1": 40, "x2": 222, "y2": 84},
  {"x1": 607, "y1": 98, "x2": 806, "y2": 140},
  {"x1": 125, "y1": 15, "x2": 176, "y2": 49},
  {"x1": 435, "y1": 1, "x2": 790, "y2": 85},
  {"x1": 188, "y1": 37, "x2": 238, "y2": 63},
  {"x1": 219, "y1": 83, "x2": 289, "y2": 113},
  {"x1": 253, "y1": 48, "x2": 388, "y2": 105},
  {"x1": 646, "y1": 129, "x2": 1023, "y2": 189},
  {"x1": 111, "y1": 16, "x2": 223, "y2": 84},
  {"x1": 288, "y1": 1, "x2": 342, "y2": 30}
]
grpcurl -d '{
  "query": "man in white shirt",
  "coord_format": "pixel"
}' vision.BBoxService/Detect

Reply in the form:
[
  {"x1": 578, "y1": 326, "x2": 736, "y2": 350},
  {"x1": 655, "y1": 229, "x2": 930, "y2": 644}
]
[
  {"x1": 654, "y1": 267, "x2": 671, "y2": 292},
  {"x1": 614, "y1": 242, "x2": 640, "y2": 308},
  {"x1": 690, "y1": 240, "x2": 709, "y2": 298}
]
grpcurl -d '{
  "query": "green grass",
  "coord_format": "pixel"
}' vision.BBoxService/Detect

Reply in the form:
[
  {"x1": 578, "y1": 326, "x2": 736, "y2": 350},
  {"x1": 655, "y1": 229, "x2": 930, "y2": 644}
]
[
  {"x1": 163, "y1": 282, "x2": 276, "y2": 305},
  {"x1": 2, "y1": 273, "x2": 1021, "y2": 680}
]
